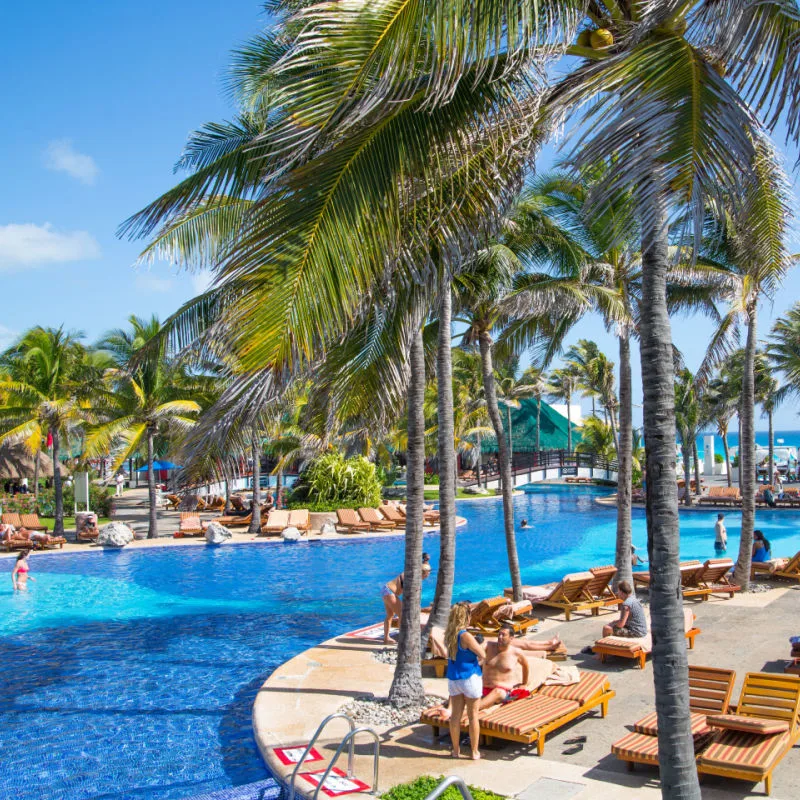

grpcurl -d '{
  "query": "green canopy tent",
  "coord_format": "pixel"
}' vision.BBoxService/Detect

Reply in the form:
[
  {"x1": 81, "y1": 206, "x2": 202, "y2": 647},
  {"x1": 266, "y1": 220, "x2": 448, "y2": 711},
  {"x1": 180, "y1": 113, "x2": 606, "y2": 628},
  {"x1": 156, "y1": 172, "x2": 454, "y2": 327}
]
[{"x1": 478, "y1": 398, "x2": 582, "y2": 454}]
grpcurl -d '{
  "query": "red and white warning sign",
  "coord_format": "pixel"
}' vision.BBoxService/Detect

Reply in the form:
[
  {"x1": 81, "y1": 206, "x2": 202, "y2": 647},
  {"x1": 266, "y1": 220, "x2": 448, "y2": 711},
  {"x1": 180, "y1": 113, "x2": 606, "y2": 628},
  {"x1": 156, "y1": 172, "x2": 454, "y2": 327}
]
[
  {"x1": 299, "y1": 767, "x2": 370, "y2": 796},
  {"x1": 272, "y1": 744, "x2": 324, "y2": 766}
]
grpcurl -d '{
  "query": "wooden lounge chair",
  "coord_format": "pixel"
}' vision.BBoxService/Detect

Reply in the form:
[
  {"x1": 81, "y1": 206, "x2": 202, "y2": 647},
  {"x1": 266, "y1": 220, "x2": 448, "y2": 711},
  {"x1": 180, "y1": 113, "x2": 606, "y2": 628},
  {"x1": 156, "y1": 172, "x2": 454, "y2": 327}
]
[
  {"x1": 593, "y1": 608, "x2": 700, "y2": 670},
  {"x1": 1, "y1": 513, "x2": 24, "y2": 528},
  {"x1": 752, "y1": 550, "x2": 800, "y2": 582},
  {"x1": 421, "y1": 670, "x2": 614, "y2": 757},
  {"x1": 585, "y1": 565, "x2": 622, "y2": 608},
  {"x1": 215, "y1": 512, "x2": 253, "y2": 527},
  {"x1": 357, "y1": 507, "x2": 397, "y2": 530},
  {"x1": 230, "y1": 495, "x2": 247, "y2": 512},
  {"x1": 611, "y1": 665, "x2": 736, "y2": 770},
  {"x1": 260, "y1": 509, "x2": 290, "y2": 535},
  {"x1": 176, "y1": 513, "x2": 204, "y2": 537},
  {"x1": 19, "y1": 513, "x2": 48, "y2": 532},
  {"x1": 468, "y1": 596, "x2": 539, "y2": 636},
  {"x1": 379, "y1": 503, "x2": 406, "y2": 527},
  {"x1": 165, "y1": 494, "x2": 182, "y2": 510},
  {"x1": 504, "y1": 572, "x2": 604, "y2": 621},
  {"x1": 633, "y1": 560, "x2": 706, "y2": 595},
  {"x1": 696, "y1": 672, "x2": 800, "y2": 795},
  {"x1": 288, "y1": 509, "x2": 311, "y2": 532},
  {"x1": 336, "y1": 508, "x2": 370, "y2": 533},
  {"x1": 691, "y1": 558, "x2": 740, "y2": 598},
  {"x1": 1, "y1": 529, "x2": 36, "y2": 552},
  {"x1": 206, "y1": 495, "x2": 225, "y2": 511}
]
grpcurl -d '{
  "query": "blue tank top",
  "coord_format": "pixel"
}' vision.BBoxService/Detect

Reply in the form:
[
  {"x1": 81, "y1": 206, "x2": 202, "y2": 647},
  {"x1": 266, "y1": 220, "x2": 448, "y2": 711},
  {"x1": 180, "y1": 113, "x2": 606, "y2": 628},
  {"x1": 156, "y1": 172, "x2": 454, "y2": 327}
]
[
  {"x1": 753, "y1": 545, "x2": 770, "y2": 563},
  {"x1": 446, "y1": 630, "x2": 481, "y2": 680}
]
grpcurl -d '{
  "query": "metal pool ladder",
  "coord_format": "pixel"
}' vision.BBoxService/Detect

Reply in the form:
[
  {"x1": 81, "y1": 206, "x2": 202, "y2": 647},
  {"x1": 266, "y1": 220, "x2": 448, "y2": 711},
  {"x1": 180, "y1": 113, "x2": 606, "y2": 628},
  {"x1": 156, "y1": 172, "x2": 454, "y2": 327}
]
[
  {"x1": 422, "y1": 776, "x2": 475, "y2": 800},
  {"x1": 287, "y1": 713, "x2": 381, "y2": 800}
]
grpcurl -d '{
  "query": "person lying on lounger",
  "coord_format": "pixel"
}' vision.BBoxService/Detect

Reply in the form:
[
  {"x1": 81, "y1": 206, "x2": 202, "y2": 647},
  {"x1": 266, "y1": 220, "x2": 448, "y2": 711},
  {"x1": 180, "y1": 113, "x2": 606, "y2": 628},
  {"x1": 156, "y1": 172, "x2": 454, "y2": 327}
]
[{"x1": 432, "y1": 623, "x2": 564, "y2": 718}]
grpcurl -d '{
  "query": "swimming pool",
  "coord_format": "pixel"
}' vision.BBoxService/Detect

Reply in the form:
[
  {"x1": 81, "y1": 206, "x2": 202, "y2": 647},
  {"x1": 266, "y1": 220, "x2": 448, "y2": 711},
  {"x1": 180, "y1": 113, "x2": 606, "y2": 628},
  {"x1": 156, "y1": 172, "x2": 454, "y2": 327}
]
[{"x1": 2, "y1": 490, "x2": 799, "y2": 800}]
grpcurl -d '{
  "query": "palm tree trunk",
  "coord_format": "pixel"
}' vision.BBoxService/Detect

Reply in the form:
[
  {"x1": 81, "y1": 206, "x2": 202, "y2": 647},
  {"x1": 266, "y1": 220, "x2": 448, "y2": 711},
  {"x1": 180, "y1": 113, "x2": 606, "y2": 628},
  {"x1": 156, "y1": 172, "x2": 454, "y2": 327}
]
[
  {"x1": 566, "y1": 394, "x2": 573, "y2": 452},
  {"x1": 389, "y1": 328, "x2": 425, "y2": 707},
  {"x1": 223, "y1": 468, "x2": 231, "y2": 513},
  {"x1": 478, "y1": 330, "x2": 521, "y2": 601},
  {"x1": 608, "y1": 405, "x2": 620, "y2": 456},
  {"x1": 614, "y1": 329, "x2": 633, "y2": 588},
  {"x1": 276, "y1": 470, "x2": 283, "y2": 508},
  {"x1": 34, "y1": 449, "x2": 41, "y2": 500},
  {"x1": 428, "y1": 273, "x2": 456, "y2": 630},
  {"x1": 734, "y1": 304, "x2": 757, "y2": 590},
  {"x1": 640, "y1": 191, "x2": 700, "y2": 800},
  {"x1": 147, "y1": 428, "x2": 158, "y2": 538},
  {"x1": 693, "y1": 439, "x2": 702, "y2": 498},
  {"x1": 248, "y1": 433, "x2": 262, "y2": 534},
  {"x1": 722, "y1": 428, "x2": 732, "y2": 488},
  {"x1": 768, "y1": 406, "x2": 774, "y2": 485},
  {"x1": 51, "y1": 428, "x2": 65, "y2": 537},
  {"x1": 738, "y1": 415, "x2": 743, "y2": 490},
  {"x1": 476, "y1": 431, "x2": 482, "y2": 489},
  {"x1": 536, "y1": 397, "x2": 541, "y2": 451},
  {"x1": 681, "y1": 439, "x2": 693, "y2": 507},
  {"x1": 507, "y1": 405, "x2": 514, "y2": 471}
]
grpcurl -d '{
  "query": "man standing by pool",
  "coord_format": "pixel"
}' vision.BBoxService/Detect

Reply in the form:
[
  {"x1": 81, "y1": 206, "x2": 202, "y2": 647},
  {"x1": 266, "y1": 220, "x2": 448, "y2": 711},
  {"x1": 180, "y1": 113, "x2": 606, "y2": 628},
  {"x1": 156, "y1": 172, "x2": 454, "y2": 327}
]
[{"x1": 715, "y1": 513, "x2": 727, "y2": 551}]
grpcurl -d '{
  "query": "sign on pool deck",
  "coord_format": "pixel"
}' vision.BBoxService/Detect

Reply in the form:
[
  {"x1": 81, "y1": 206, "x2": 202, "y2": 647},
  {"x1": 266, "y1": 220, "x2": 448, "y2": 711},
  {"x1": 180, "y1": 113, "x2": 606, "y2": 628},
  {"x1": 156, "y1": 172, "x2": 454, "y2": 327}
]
[
  {"x1": 272, "y1": 745, "x2": 324, "y2": 766},
  {"x1": 299, "y1": 768, "x2": 371, "y2": 797}
]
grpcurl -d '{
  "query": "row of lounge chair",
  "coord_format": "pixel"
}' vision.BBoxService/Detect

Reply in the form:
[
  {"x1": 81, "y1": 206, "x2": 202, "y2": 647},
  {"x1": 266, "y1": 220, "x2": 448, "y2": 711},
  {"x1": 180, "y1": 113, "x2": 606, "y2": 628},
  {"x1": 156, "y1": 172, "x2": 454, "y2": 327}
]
[
  {"x1": 1, "y1": 512, "x2": 67, "y2": 550},
  {"x1": 696, "y1": 484, "x2": 800, "y2": 507},
  {"x1": 177, "y1": 509, "x2": 313, "y2": 537},
  {"x1": 633, "y1": 558, "x2": 740, "y2": 600},
  {"x1": 612, "y1": 668, "x2": 800, "y2": 796}
]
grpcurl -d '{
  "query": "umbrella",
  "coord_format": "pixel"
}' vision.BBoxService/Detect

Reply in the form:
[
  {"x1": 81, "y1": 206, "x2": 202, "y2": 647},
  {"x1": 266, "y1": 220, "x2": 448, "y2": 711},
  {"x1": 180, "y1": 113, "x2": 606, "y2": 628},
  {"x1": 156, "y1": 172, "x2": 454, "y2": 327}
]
[{"x1": 136, "y1": 459, "x2": 182, "y2": 472}]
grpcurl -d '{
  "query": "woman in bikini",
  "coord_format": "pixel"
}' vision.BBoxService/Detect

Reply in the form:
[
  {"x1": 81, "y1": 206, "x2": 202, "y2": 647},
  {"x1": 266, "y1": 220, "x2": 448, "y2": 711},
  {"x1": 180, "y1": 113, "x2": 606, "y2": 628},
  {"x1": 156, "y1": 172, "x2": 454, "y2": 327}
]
[
  {"x1": 12, "y1": 551, "x2": 35, "y2": 591},
  {"x1": 381, "y1": 560, "x2": 431, "y2": 643}
]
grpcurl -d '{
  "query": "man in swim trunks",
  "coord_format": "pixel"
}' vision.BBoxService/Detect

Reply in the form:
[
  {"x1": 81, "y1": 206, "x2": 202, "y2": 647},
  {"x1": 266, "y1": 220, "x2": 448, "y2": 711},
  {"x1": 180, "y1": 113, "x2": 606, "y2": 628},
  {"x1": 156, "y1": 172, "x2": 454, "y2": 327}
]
[{"x1": 478, "y1": 623, "x2": 534, "y2": 708}]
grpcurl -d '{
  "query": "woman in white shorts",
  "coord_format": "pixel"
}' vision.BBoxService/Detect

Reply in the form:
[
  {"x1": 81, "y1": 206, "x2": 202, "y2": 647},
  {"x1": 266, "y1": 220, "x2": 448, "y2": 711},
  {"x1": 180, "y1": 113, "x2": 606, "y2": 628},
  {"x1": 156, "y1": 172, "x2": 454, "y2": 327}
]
[{"x1": 444, "y1": 602, "x2": 486, "y2": 759}]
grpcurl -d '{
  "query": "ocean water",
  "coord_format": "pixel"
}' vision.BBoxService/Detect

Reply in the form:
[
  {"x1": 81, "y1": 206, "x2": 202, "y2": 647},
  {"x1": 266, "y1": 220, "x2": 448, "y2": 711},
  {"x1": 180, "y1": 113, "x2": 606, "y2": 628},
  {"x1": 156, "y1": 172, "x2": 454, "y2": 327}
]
[
  {"x1": 2, "y1": 490, "x2": 800, "y2": 800},
  {"x1": 693, "y1": 429, "x2": 800, "y2": 461}
]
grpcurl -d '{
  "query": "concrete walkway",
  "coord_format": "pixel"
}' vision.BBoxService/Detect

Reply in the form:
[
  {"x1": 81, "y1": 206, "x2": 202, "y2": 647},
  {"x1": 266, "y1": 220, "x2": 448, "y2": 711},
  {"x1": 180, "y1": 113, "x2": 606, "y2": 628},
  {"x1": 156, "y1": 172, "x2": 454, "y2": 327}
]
[{"x1": 254, "y1": 585, "x2": 800, "y2": 800}]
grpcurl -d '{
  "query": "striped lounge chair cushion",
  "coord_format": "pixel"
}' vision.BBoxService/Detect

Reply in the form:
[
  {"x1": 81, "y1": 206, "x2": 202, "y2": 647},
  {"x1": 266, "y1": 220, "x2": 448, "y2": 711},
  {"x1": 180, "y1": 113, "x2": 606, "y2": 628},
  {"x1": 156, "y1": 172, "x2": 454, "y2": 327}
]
[
  {"x1": 537, "y1": 671, "x2": 608, "y2": 704},
  {"x1": 419, "y1": 706, "x2": 448, "y2": 726},
  {"x1": 706, "y1": 714, "x2": 790, "y2": 735},
  {"x1": 697, "y1": 730, "x2": 792, "y2": 775},
  {"x1": 633, "y1": 710, "x2": 710, "y2": 737},
  {"x1": 611, "y1": 730, "x2": 661, "y2": 764},
  {"x1": 595, "y1": 635, "x2": 650, "y2": 652},
  {"x1": 480, "y1": 695, "x2": 578, "y2": 735}
]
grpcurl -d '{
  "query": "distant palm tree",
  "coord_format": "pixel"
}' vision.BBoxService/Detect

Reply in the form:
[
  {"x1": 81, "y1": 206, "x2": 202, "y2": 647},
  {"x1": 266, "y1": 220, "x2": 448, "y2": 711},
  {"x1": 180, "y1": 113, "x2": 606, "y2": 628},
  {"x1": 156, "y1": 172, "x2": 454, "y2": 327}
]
[
  {"x1": 674, "y1": 370, "x2": 702, "y2": 507},
  {"x1": 565, "y1": 339, "x2": 603, "y2": 418},
  {"x1": 576, "y1": 417, "x2": 616, "y2": 461},
  {"x1": 703, "y1": 371, "x2": 739, "y2": 489},
  {"x1": 86, "y1": 316, "x2": 201, "y2": 538},
  {"x1": 0, "y1": 327, "x2": 90, "y2": 535},
  {"x1": 547, "y1": 367, "x2": 580, "y2": 452}
]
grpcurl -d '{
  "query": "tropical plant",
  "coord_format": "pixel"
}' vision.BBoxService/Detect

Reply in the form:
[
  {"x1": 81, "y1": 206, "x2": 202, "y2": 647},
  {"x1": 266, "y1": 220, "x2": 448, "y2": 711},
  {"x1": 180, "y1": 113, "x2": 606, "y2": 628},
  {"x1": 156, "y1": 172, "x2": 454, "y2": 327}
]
[
  {"x1": 0, "y1": 327, "x2": 92, "y2": 535},
  {"x1": 674, "y1": 369, "x2": 702, "y2": 507},
  {"x1": 84, "y1": 315, "x2": 201, "y2": 538},
  {"x1": 576, "y1": 417, "x2": 615, "y2": 461},
  {"x1": 769, "y1": 304, "x2": 800, "y2": 404},
  {"x1": 703, "y1": 369, "x2": 739, "y2": 489},
  {"x1": 547, "y1": 366, "x2": 580, "y2": 452},
  {"x1": 565, "y1": 339, "x2": 603, "y2": 418},
  {"x1": 290, "y1": 450, "x2": 382, "y2": 511}
]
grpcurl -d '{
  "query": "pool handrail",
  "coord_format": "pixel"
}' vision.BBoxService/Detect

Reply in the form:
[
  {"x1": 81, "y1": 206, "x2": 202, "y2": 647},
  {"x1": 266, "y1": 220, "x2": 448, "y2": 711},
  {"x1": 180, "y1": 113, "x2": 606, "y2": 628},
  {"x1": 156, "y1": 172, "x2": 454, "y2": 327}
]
[
  {"x1": 310, "y1": 726, "x2": 380, "y2": 800},
  {"x1": 287, "y1": 712, "x2": 355, "y2": 800},
  {"x1": 422, "y1": 776, "x2": 475, "y2": 800}
]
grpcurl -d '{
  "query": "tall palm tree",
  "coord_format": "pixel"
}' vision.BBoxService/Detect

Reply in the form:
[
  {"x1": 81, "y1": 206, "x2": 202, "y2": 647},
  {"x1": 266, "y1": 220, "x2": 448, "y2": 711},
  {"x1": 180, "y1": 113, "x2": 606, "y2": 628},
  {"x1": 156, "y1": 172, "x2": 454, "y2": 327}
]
[
  {"x1": 754, "y1": 352, "x2": 780, "y2": 486},
  {"x1": 703, "y1": 370, "x2": 739, "y2": 489},
  {"x1": 126, "y1": 2, "x2": 800, "y2": 786},
  {"x1": 0, "y1": 327, "x2": 89, "y2": 535},
  {"x1": 768, "y1": 304, "x2": 800, "y2": 403},
  {"x1": 547, "y1": 367, "x2": 580, "y2": 452},
  {"x1": 694, "y1": 141, "x2": 794, "y2": 589},
  {"x1": 674, "y1": 369, "x2": 701, "y2": 507},
  {"x1": 495, "y1": 360, "x2": 540, "y2": 469},
  {"x1": 566, "y1": 339, "x2": 603, "y2": 418},
  {"x1": 86, "y1": 316, "x2": 201, "y2": 538}
]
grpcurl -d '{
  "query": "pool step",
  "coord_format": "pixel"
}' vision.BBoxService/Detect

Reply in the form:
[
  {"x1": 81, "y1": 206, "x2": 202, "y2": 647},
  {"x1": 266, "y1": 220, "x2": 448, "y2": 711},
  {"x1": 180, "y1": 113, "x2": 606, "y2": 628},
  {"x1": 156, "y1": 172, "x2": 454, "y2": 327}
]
[{"x1": 189, "y1": 778, "x2": 282, "y2": 800}]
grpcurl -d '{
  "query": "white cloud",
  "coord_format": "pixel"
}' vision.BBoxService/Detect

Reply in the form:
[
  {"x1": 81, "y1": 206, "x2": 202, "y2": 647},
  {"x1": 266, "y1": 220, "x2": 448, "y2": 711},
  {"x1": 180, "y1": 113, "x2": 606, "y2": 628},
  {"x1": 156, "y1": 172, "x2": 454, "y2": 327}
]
[
  {"x1": 191, "y1": 269, "x2": 213, "y2": 294},
  {"x1": 44, "y1": 140, "x2": 99, "y2": 185},
  {"x1": 0, "y1": 223, "x2": 101, "y2": 271},
  {"x1": 135, "y1": 273, "x2": 173, "y2": 293}
]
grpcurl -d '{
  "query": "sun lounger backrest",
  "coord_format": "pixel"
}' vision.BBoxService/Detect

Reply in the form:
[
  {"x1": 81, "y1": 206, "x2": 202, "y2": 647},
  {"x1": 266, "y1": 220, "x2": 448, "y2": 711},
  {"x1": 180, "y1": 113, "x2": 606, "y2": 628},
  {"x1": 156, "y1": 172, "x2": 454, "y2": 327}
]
[
  {"x1": 680, "y1": 563, "x2": 706, "y2": 587},
  {"x1": 337, "y1": 508, "x2": 362, "y2": 525},
  {"x1": 267, "y1": 509, "x2": 290, "y2": 528},
  {"x1": 381, "y1": 505, "x2": 404, "y2": 523},
  {"x1": 586, "y1": 566, "x2": 617, "y2": 597},
  {"x1": 288, "y1": 509, "x2": 309, "y2": 527},
  {"x1": 470, "y1": 596, "x2": 507, "y2": 625},
  {"x1": 735, "y1": 673, "x2": 800, "y2": 730},
  {"x1": 780, "y1": 550, "x2": 800, "y2": 573},
  {"x1": 698, "y1": 558, "x2": 734, "y2": 584},
  {"x1": 688, "y1": 666, "x2": 736, "y2": 714},
  {"x1": 358, "y1": 508, "x2": 382, "y2": 523},
  {"x1": 552, "y1": 572, "x2": 594, "y2": 602},
  {"x1": 2, "y1": 513, "x2": 23, "y2": 527},
  {"x1": 20, "y1": 513, "x2": 41, "y2": 527}
]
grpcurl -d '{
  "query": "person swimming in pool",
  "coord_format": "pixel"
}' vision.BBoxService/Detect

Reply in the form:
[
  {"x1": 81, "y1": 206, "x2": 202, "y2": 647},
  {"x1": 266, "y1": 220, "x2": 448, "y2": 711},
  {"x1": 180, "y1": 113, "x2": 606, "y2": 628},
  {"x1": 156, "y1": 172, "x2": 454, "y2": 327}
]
[
  {"x1": 381, "y1": 560, "x2": 432, "y2": 643},
  {"x1": 12, "y1": 551, "x2": 35, "y2": 591}
]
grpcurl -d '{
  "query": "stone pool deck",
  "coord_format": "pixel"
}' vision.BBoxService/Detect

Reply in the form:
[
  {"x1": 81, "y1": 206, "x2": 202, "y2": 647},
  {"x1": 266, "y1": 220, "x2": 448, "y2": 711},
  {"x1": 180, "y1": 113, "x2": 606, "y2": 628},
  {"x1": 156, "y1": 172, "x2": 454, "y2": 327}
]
[{"x1": 253, "y1": 584, "x2": 800, "y2": 800}]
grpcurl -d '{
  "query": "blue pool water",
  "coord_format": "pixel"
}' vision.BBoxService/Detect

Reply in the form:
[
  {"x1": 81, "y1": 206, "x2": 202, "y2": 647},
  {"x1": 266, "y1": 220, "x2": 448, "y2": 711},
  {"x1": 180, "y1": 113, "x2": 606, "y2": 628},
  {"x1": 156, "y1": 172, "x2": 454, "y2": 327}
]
[{"x1": 2, "y1": 490, "x2": 800, "y2": 800}]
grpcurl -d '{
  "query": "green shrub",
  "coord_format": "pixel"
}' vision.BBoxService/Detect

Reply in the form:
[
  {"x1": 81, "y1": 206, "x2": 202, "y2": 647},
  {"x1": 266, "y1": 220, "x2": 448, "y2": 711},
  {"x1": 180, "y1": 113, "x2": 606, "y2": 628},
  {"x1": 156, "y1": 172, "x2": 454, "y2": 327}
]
[
  {"x1": 425, "y1": 473, "x2": 440, "y2": 485},
  {"x1": 289, "y1": 451, "x2": 382, "y2": 511},
  {"x1": 37, "y1": 483, "x2": 114, "y2": 518},
  {"x1": 381, "y1": 776, "x2": 507, "y2": 800},
  {"x1": 714, "y1": 453, "x2": 724, "y2": 464}
]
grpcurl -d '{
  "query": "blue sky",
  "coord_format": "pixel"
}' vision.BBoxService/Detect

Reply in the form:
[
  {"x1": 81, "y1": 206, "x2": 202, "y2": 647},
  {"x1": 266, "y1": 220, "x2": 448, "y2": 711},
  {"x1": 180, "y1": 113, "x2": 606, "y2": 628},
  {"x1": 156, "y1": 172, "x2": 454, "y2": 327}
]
[{"x1": 3, "y1": 2, "x2": 800, "y2": 430}]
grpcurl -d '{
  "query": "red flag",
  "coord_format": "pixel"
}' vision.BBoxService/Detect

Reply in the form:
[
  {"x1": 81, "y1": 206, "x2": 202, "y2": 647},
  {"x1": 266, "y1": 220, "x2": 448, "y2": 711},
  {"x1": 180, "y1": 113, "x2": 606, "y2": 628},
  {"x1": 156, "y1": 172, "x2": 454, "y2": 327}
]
[{"x1": 46, "y1": 431, "x2": 53, "y2": 448}]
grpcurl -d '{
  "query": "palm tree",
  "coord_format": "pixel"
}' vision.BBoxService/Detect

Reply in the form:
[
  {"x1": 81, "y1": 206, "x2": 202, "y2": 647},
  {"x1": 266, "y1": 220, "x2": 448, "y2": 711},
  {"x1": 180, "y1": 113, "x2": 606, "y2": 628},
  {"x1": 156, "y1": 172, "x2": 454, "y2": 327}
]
[
  {"x1": 0, "y1": 327, "x2": 89, "y2": 535},
  {"x1": 703, "y1": 371, "x2": 739, "y2": 489},
  {"x1": 547, "y1": 367, "x2": 580, "y2": 452},
  {"x1": 566, "y1": 339, "x2": 603, "y2": 418},
  {"x1": 754, "y1": 352, "x2": 780, "y2": 486},
  {"x1": 694, "y1": 141, "x2": 794, "y2": 589},
  {"x1": 768, "y1": 304, "x2": 800, "y2": 403},
  {"x1": 86, "y1": 316, "x2": 201, "y2": 538},
  {"x1": 126, "y1": 2, "x2": 800, "y2": 783},
  {"x1": 452, "y1": 349, "x2": 491, "y2": 487},
  {"x1": 674, "y1": 369, "x2": 701, "y2": 507},
  {"x1": 495, "y1": 360, "x2": 540, "y2": 469},
  {"x1": 576, "y1": 417, "x2": 615, "y2": 461}
]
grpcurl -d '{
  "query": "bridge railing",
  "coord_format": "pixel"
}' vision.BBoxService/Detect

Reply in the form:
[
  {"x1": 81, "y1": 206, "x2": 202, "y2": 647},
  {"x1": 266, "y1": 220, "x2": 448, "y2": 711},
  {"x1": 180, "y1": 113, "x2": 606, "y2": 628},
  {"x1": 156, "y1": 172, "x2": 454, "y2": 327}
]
[{"x1": 462, "y1": 450, "x2": 618, "y2": 485}]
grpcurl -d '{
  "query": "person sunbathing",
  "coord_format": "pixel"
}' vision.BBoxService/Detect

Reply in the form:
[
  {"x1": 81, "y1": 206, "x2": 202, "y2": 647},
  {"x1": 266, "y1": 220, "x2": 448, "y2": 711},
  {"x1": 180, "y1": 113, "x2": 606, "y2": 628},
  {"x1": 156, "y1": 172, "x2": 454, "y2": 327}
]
[{"x1": 431, "y1": 623, "x2": 564, "y2": 718}]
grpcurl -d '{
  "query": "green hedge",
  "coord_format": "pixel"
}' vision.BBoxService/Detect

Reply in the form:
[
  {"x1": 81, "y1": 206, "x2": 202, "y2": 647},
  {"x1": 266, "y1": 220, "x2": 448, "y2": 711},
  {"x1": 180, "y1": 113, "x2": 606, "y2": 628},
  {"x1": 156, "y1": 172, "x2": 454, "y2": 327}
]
[{"x1": 381, "y1": 776, "x2": 506, "y2": 800}]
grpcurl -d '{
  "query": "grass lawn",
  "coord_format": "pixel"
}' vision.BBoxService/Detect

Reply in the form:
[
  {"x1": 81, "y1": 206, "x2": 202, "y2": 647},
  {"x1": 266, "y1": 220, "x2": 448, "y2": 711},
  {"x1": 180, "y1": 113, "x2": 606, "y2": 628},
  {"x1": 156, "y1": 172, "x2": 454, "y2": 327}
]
[
  {"x1": 40, "y1": 517, "x2": 112, "y2": 531},
  {"x1": 423, "y1": 489, "x2": 496, "y2": 501}
]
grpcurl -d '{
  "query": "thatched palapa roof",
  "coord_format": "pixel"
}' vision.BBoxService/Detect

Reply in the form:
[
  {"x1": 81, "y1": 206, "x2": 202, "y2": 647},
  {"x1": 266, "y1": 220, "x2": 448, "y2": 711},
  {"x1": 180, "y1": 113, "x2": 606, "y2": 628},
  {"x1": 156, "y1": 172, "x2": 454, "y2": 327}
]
[{"x1": 0, "y1": 441, "x2": 71, "y2": 479}]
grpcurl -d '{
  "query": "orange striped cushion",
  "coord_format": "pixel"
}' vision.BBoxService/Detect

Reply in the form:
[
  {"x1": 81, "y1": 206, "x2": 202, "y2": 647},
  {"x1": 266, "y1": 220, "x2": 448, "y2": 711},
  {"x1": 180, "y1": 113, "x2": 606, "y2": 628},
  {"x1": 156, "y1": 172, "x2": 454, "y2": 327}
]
[
  {"x1": 633, "y1": 711, "x2": 710, "y2": 737},
  {"x1": 595, "y1": 636, "x2": 646, "y2": 652},
  {"x1": 481, "y1": 695, "x2": 578, "y2": 735},
  {"x1": 611, "y1": 730, "x2": 661, "y2": 764},
  {"x1": 538, "y1": 671, "x2": 608, "y2": 704},
  {"x1": 419, "y1": 707, "x2": 448, "y2": 725},
  {"x1": 706, "y1": 714, "x2": 790, "y2": 735},
  {"x1": 697, "y1": 730, "x2": 791, "y2": 773},
  {"x1": 180, "y1": 516, "x2": 201, "y2": 530}
]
